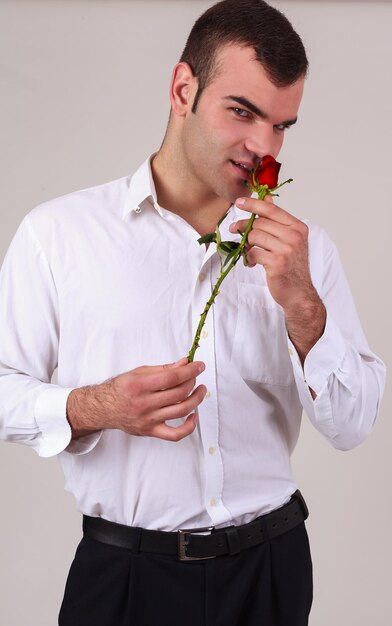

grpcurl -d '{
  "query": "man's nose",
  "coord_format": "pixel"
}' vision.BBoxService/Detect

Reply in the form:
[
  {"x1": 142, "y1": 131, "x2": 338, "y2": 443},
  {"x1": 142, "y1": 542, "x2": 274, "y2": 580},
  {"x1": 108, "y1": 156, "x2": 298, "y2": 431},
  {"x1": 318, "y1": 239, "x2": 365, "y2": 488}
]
[{"x1": 244, "y1": 124, "x2": 275, "y2": 159}]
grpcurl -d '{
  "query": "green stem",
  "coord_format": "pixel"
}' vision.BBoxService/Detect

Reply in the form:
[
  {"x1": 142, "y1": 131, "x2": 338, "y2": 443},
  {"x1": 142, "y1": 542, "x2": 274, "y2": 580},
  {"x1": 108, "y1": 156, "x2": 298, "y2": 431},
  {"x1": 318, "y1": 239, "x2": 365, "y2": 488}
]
[{"x1": 188, "y1": 189, "x2": 267, "y2": 362}]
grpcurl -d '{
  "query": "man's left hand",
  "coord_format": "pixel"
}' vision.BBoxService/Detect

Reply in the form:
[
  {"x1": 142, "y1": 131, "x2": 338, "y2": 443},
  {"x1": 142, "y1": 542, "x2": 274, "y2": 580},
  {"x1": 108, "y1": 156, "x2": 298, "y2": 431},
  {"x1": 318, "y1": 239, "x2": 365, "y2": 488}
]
[
  {"x1": 230, "y1": 195, "x2": 314, "y2": 311},
  {"x1": 230, "y1": 195, "x2": 326, "y2": 366}
]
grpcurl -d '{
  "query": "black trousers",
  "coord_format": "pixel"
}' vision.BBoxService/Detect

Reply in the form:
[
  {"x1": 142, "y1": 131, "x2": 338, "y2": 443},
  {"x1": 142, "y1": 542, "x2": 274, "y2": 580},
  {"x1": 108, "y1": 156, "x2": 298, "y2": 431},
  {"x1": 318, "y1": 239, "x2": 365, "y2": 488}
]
[{"x1": 59, "y1": 522, "x2": 313, "y2": 626}]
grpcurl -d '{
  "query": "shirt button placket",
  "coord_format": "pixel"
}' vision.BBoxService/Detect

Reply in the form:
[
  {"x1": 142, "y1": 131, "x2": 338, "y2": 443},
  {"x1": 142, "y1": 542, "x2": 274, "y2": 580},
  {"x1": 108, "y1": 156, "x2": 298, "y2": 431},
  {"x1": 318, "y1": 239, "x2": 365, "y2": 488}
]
[{"x1": 192, "y1": 256, "x2": 231, "y2": 526}]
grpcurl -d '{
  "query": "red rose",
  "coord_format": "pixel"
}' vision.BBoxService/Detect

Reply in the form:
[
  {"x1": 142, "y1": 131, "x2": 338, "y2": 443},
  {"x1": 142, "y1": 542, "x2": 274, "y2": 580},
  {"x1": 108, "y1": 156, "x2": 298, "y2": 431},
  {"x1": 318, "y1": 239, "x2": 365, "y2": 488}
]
[{"x1": 254, "y1": 155, "x2": 281, "y2": 188}]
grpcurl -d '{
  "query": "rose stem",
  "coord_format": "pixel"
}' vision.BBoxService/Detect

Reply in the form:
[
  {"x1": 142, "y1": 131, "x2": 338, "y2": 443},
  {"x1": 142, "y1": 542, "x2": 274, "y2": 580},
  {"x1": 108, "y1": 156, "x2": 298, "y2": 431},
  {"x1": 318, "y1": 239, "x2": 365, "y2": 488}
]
[
  {"x1": 188, "y1": 205, "x2": 261, "y2": 362},
  {"x1": 187, "y1": 179, "x2": 291, "y2": 361}
]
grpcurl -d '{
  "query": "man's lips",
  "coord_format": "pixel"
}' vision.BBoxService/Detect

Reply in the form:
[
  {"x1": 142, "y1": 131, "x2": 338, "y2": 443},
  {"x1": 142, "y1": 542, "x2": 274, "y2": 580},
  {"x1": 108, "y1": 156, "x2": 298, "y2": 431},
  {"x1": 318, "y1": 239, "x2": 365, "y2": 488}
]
[{"x1": 230, "y1": 160, "x2": 254, "y2": 180}]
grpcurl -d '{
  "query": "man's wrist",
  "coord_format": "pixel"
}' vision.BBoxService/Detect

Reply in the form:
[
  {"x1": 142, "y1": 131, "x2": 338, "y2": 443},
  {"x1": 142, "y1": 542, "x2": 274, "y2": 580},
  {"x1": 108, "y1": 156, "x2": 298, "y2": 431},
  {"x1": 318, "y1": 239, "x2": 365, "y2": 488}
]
[
  {"x1": 285, "y1": 293, "x2": 326, "y2": 364},
  {"x1": 66, "y1": 386, "x2": 104, "y2": 439}
]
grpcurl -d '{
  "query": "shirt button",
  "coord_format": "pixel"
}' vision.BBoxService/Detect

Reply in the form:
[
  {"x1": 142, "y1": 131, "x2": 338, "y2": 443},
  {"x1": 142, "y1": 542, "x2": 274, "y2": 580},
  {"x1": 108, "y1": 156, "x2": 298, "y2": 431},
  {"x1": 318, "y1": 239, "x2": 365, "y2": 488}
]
[
  {"x1": 208, "y1": 446, "x2": 215, "y2": 455},
  {"x1": 205, "y1": 390, "x2": 211, "y2": 399},
  {"x1": 202, "y1": 331, "x2": 208, "y2": 339},
  {"x1": 135, "y1": 206, "x2": 142, "y2": 214},
  {"x1": 210, "y1": 498, "x2": 217, "y2": 507}
]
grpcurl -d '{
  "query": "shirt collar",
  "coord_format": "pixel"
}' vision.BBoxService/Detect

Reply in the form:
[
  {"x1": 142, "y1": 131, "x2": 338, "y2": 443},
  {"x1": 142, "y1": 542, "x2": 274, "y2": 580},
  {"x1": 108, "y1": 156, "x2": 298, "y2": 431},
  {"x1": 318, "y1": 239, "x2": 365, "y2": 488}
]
[
  {"x1": 122, "y1": 154, "x2": 161, "y2": 219},
  {"x1": 122, "y1": 154, "x2": 251, "y2": 226}
]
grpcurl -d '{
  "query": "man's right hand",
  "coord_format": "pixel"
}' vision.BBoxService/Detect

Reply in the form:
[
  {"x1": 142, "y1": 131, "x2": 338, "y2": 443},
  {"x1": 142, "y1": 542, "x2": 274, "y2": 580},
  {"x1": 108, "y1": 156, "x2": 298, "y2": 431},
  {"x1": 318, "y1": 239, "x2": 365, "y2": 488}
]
[{"x1": 66, "y1": 357, "x2": 207, "y2": 442}]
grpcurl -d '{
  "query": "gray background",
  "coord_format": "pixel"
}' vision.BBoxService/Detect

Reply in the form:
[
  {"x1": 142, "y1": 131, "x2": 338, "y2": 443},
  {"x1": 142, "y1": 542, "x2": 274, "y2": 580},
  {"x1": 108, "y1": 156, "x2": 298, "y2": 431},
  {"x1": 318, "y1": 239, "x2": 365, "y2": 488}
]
[{"x1": 0, "y1": 1, "x2": 390, "y2": 624}]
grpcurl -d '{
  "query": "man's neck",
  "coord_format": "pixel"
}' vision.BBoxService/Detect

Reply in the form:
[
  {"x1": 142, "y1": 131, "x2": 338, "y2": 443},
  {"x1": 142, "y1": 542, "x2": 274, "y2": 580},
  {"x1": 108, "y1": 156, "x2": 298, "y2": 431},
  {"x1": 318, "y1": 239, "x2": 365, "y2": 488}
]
[{"x1": 151, "y1": 150, "x2": 230, "y2": 236}]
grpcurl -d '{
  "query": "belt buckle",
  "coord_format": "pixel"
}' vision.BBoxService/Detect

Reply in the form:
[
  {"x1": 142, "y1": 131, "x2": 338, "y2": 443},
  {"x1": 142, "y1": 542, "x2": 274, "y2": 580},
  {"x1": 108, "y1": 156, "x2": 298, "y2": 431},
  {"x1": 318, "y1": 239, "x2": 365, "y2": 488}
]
[{"x1": 177, "y1": 525, "x2": 215, "y2": 561}]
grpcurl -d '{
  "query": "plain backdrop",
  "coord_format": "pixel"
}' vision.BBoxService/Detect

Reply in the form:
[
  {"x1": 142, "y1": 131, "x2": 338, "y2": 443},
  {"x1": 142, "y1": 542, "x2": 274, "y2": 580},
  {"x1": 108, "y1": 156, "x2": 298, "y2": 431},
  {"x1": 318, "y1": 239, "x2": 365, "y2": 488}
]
[{"x1": 0, "y1": 1, "x2": 391, "y2": 625}]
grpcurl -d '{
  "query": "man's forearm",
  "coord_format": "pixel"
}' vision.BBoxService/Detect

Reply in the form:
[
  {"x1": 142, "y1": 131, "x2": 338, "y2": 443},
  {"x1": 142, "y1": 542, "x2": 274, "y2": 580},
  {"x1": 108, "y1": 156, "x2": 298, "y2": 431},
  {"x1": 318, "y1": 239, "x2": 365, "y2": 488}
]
[
  {"x1": 284, "y1": 291, "x2": 326, "y2": 365},
  {"x1": 66, "y1": 382, "x2": 115, "y2": 439},
  {"x1": 284, "y1": 292, "x2": 326, "y2": 400}
]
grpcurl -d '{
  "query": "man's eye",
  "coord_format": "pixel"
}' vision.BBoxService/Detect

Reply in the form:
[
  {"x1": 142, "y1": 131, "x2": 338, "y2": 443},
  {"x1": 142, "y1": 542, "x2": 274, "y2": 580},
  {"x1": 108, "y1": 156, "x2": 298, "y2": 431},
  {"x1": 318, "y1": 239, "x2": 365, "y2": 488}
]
[
  {"x1": 232, "y1": 107, "x2": 251, "y2": 118},
  {"x1": 275, "y1": 123, "x2": 290, "y2": 132}
]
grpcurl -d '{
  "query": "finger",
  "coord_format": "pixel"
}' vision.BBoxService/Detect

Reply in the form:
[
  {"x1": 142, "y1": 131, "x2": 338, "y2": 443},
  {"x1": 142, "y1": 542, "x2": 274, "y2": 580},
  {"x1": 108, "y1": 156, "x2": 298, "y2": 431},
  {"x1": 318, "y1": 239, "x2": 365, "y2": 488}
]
[
  {"x1": 152, "y1": 413, "x2": 199, "y2": 442},
  {"x1": 135, "y1": 361, "x2": 205, "y2": 393},
  {"x1": 149, "y1": 377, "x2": 197, "y2": 410},
  {"x1": 152, "y1": 384, "x2": 207, "y2": 423},
  {"x1": 246, "y1": 247, "x2": 274, "y2": 269},
  {"x1": 234, "y1": 197, "x2": 296, "y2": 225},
  {"x1": 247, "y1": 228, "x2": 288, "y2": 254},
  {"x1": 133, "y1": 356, "x2": 190, "y2": 376},
  {"x1": 233, "y1": 216, "x2": 288, "y2": 239},
  {"x1": 171, "y1": 357, "x2": 190, "y2": 367}
]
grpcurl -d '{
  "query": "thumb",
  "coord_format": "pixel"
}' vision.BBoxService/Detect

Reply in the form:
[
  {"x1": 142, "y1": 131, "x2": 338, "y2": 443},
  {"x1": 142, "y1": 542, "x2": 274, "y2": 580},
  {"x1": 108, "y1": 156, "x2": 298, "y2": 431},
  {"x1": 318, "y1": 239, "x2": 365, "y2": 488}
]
[
  {"x1": 171, "y1": 357, "x2": 190, "y2": 367},
  {"x1": 133, "y1": 357, "x2": 189, "y2": 376}
]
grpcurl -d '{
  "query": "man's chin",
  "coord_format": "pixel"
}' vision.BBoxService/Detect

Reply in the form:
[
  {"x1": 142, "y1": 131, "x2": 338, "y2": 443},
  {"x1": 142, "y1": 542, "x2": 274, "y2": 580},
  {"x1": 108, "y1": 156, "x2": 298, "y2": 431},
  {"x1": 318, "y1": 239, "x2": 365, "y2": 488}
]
[{"x1": 224, "y1": 183, "x2": 252, "y2": 206}]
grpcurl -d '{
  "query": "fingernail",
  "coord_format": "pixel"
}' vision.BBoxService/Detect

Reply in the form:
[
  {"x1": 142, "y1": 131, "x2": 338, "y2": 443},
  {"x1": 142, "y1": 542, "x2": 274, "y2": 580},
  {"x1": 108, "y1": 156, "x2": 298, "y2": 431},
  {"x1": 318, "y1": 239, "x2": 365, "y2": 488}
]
[
  {"x1": 198, "y1": 362, "x2": 205, "y2": 373},
  {"x1": 236, "y1": 198, "x2": 245, "y2": 206},
  {"x1": 229, "y1": 222, "x2": 236, "y2": 232}
]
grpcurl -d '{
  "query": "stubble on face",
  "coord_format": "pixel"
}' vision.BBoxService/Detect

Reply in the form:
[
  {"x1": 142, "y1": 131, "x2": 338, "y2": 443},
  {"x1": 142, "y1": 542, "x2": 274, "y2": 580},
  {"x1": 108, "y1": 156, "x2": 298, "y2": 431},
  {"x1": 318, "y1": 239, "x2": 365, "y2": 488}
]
[
  {"x1": 180, "y1": 47, "x2": 302, "y2": 207},
  {"x1": 180, "y1": 110, "x2": 252, "y2": 207},
  {"x1": 151, "y1": 46, "x2": 303, "y2": 237}
]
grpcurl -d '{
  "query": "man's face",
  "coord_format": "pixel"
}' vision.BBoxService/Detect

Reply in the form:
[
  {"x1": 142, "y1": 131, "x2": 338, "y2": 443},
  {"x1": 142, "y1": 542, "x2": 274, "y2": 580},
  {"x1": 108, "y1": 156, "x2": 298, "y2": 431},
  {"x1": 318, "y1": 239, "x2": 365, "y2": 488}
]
[{"x1": 180, "y1": 45, "x2": 304, "y2": 204}]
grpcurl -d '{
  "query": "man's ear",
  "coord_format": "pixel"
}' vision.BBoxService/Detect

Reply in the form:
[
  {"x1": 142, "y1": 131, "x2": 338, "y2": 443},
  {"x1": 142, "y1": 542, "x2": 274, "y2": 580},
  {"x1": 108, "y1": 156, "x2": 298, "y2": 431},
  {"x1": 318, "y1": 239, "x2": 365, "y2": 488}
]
[{"x1": 169, "y1": 62, "x2": 198, "y2": 116}]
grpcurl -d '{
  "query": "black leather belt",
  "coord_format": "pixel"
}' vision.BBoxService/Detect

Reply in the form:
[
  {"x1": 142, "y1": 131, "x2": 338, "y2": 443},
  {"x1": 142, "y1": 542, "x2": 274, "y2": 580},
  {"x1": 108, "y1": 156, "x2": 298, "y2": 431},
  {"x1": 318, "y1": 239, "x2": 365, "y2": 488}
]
[{"x1": 83, "y1": 490, "x2": 308, "y2": 562}]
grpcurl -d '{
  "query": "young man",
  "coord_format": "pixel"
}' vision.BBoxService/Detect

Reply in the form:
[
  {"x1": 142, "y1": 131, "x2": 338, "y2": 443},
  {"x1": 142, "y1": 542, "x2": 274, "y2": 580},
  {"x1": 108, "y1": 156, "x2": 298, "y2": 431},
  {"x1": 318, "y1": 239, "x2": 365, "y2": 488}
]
[{"x1": 0, "y1": 1, "x2": 385, "y2": 625}]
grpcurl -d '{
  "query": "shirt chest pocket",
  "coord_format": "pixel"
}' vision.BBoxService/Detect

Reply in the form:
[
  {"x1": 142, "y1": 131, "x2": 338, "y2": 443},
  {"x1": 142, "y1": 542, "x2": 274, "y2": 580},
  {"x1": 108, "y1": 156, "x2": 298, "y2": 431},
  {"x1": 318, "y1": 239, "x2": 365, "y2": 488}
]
[{"x1": 231, "y1": 283, "x2": 294, "y2": 386}]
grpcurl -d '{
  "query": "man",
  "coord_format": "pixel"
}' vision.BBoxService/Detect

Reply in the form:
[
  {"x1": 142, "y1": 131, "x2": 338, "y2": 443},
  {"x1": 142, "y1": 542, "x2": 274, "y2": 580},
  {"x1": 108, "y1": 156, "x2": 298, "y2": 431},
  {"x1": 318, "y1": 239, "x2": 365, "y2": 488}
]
[{"x1": 0, "y1": 1, "x2": 385, "y2": 625}]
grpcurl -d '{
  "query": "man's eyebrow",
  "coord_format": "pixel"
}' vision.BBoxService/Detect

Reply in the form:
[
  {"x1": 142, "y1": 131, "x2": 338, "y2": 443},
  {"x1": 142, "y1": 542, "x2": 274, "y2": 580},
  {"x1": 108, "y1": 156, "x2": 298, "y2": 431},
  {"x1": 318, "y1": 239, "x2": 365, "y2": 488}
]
[{"x1": 223, "y1": 95, "x2": 298, "y2": 127}]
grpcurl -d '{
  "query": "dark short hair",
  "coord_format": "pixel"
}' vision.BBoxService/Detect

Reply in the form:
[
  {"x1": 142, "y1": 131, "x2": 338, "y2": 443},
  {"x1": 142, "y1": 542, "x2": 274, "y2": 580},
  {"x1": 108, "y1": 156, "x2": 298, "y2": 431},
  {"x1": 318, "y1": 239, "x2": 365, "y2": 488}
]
[{"x1": 179, "y1": 0, "x2": 308, "y2": 112}]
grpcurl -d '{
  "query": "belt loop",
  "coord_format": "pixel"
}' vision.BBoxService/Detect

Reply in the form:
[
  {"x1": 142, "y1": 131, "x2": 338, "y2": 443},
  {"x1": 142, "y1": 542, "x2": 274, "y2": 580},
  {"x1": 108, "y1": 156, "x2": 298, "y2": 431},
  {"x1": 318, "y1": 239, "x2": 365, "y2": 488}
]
[
  {"x1": 226, "y1": 527, "x2": 241, "y2": 556},
  {"x1": 132, "y1": 527, "x2": 142, "y2": 554},
  {"x1": 294, "y1": 490, "x2": 309, "y2": 520},
  {"x1": 260, "y1": 515, "x2": 270, "y2": 543}
]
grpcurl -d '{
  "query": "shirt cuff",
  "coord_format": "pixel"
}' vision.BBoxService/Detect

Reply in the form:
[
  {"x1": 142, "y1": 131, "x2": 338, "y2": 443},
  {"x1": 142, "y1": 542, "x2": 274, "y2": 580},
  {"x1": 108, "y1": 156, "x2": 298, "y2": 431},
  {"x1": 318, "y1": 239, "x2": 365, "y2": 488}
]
[
  {"x1": 64, "y1": 430, "x2": 103, "y2": 455},
  {"x1": 34, "y1": 386, "x2": 74, "y2": 457},
  {"x1": 287, "y1": 313, "x2": 345, "y2": 439},
  {"x1": 302, "y1": 312, "x2": 346, "y2": 394},
  {"x1": 34, "y1": 385, "x2": 104, "y2": 457},
  {"x1": 287, "y1": 311, "x2": 346, "y2": 395}
]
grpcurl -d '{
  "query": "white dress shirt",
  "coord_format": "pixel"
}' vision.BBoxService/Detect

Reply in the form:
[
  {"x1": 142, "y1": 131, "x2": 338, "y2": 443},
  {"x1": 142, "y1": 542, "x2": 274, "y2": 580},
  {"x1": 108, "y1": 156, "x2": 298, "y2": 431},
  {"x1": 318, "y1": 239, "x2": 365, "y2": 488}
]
[{"x1": 0, "y1": 157, "x2": 385, "y2": 530}]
